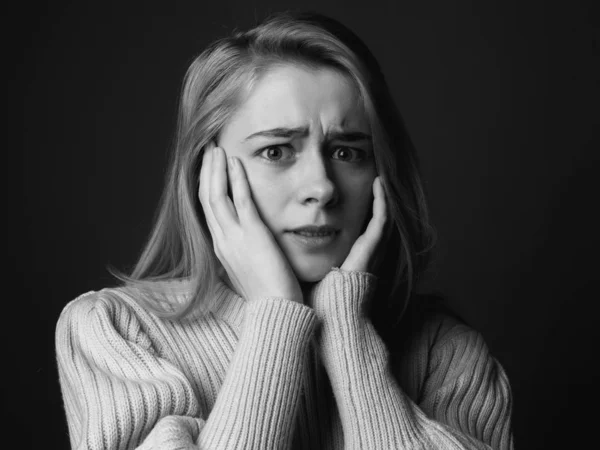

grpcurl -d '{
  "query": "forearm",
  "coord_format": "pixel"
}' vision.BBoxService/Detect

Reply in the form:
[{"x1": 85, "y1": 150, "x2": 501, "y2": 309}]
[
  {"x1": 318, "y1": 305, "x2": 491, "y2": 449},
  {"x1": 312, "y1": 270, "x2": 510, "y2": 450},
  {"x1": 58, "y1": 292, "x2": 316, "y2": 450},
  {"x1": 199, "y1": 297, "x2": 316, "y2": 449}
]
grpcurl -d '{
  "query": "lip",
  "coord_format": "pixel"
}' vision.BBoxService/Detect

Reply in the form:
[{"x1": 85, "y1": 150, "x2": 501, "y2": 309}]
[{"x1": 286, "y1": 225, "x2": 340, "y2": 250}]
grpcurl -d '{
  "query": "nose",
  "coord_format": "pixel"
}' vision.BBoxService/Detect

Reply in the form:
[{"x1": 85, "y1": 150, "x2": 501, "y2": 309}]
[{"x1": 296, "y1": 151, "x2": 339, "y2": 207}]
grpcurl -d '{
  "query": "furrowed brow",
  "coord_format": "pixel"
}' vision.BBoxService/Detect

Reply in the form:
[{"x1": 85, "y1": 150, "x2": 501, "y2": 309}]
[{"x1": 244, "y1": 127, "x2": 309, "y2": 141}]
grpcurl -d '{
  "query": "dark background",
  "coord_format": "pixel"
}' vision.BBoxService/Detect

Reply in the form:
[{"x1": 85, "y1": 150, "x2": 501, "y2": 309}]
[{"x1": 14, "y1": 0, "x2": 598, "y2": 448}]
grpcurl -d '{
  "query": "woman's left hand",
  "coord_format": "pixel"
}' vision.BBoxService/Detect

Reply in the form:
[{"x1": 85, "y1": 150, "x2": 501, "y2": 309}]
[{"x1": 340, "y1": 176, "x2": 389, "y2": 273}]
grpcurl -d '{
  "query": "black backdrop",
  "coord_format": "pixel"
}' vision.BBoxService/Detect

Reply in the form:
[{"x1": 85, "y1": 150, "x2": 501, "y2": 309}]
[{"x1": 14, "y1": 0, "x2": 598, "y2": 448}]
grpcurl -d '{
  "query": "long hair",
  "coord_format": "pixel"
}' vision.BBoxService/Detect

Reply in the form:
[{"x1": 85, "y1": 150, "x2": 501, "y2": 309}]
[{"x1": 114, "y1": 11, "x2": 437, "y2": 327}]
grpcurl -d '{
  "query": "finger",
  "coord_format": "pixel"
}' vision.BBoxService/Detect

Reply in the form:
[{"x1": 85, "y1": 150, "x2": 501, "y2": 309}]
[
  {"x1": 362, "y1": 176, "x2": 387, "y2": 246},
  {"x1": 228, "y1": 156, "x2": 261, "y2": 223},
  {"x1": 198, "y1": 141, "x2": 215, "y2": 206},
  {"x1": 373, "y1": 176, "x2": 387, "y2": 226},
  {"x1": 198, "y1": 142, "x2": 221, "y2": 238},
  {"x1": 209, "y1": 146, "x2": 238, "y2": 231},
  {"x1": 340, "y1": 177, "x2": 387, "y2": 272}
]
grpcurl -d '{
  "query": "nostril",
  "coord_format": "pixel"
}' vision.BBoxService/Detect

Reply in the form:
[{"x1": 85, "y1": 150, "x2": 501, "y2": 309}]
[
  {"x1": 297, "y1": 169, "x2": 339, "y2": 206},
  {"x1": 302, "y1": 188, "x2": 339, "y2": 207}
]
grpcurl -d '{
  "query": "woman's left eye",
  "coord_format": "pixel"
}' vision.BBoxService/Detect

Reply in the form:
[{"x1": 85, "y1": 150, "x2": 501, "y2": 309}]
[{"x1": 330, "y1": 146, "x2": 366, "y2": 162}]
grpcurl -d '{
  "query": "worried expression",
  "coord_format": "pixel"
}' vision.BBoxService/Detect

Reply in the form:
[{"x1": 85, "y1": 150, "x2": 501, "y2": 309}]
[{"x1": 217, "y1": 64, "x2": 377, "y2": 282}]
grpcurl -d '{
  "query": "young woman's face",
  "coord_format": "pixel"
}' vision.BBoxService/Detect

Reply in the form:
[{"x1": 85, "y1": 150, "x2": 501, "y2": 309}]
[{"x1": 218, "y1": 64, "x2": 376, "y2": 282}]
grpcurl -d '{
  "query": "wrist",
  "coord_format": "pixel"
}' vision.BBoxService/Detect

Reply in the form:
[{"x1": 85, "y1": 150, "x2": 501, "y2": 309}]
[{"x1": 310, "y1": 268, "x2": 377, "y2": 317}]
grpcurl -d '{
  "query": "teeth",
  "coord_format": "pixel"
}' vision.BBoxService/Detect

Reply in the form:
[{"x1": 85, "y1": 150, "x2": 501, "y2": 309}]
[{"x1": 294, "y1": 231, "x2": 333, "y2": 237}]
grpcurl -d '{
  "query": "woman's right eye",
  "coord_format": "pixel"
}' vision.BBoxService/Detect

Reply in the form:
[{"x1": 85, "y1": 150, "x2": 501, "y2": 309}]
[{"x1": 258, "y1": 145, "x2": 294, "y2": 164}]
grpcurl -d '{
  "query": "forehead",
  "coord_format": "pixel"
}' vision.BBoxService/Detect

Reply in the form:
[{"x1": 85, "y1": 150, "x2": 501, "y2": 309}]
[{"x1": 226, "y1": 64, "x2": 368, "y2": 137}]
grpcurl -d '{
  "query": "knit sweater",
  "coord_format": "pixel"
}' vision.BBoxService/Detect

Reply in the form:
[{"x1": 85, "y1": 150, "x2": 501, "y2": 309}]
[{"x1": 56, "y1": 269, "x2": 514, "y2": 449}]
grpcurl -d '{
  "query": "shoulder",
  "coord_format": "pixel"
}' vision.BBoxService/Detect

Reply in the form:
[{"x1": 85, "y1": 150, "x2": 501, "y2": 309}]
[
  {"x1": 397, "y1": 296, "x2": 514, "y2": 446},
  {"x1": 385, "y1": 293, "x2": 488, "y2": 366},
  {"x1": 400, "y1": 294, "x2": 490, "y2": 363},
  {"x1": 55, "y1": 286, "x2": 155, "y2": 354},
  {"x1": 387, "y1": 293, "x2": 508, "y2": 399},
  {"x1": 57, "y1": 286, "x2": 145, "y2": 329},
  {"x1": 55, "y1": 280, "x2": 223, "y2": 356},
  {"x1": 59, "y1": 287, "x2": 127, "y2": 318},
  {"x1": 382, "y1": 293, "x2": 469, "y2": 353},
  {"x1": 415, "y1": 295, "x2": 477, "y2": 347},
  {"x1": 56, "y1": 278, "x2": 195, "y2": 333},
  {"x1": 405, "y1": 294, "x2": 508, "y2": 389}
]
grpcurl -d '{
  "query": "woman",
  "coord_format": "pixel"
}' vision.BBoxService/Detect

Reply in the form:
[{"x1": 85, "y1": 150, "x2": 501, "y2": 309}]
[{"x1": 56, "y1": 11, "x2": 514, "y2": 449}]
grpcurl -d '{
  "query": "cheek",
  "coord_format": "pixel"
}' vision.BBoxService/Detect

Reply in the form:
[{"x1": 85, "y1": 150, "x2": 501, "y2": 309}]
[{"x1": 244, "y1": 169, "x2": 288, "y2": 228}]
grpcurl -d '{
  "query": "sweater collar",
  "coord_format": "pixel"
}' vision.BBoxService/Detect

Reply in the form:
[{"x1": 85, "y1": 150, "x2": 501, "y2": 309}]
[
  {"x1": 209, "y1": 278, "x2": 247, "y2": 329},
  {"x1": 155, "y1": 277, "x2": 247, "y2": 329}
]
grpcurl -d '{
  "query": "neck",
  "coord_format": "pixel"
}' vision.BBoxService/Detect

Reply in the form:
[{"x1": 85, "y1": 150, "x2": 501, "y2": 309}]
[{"x1": 220, "y1": 267, "x2": 316, "y2": 305}]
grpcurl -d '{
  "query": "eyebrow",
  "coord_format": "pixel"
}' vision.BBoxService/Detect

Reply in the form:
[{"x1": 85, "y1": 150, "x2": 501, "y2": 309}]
[{"x1": 244, "y1": 127, "x2": 372, "y2": 142}]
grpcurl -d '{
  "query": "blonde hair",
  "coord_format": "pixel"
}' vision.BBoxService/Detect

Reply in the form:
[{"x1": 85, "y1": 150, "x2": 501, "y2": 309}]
[{"x1": 114, "y1": 11, "x2": 437, "y2": 325}]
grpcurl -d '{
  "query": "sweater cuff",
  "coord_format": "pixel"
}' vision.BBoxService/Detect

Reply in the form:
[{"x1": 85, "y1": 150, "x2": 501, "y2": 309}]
[{"x1": 310, "y1": 268, "x2": 378, "y2": 318}]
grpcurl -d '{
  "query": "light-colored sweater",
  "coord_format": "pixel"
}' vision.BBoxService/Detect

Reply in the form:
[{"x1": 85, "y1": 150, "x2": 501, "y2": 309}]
[{"x1": 56, "y1": 269, "x2": 513, "y2": 449}]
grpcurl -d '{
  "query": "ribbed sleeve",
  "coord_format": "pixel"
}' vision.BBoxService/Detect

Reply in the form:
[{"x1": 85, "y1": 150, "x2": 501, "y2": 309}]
[
  {"x1": 198, "y1": 298, "x2": 316, "y2": 449},
  {"x1": 56, "y1": 290, "x2": 316, "y2": 449},
  {"x1": 420, "y1": 324, "x2": 513, "y2": 449},
  {"x1": 56, "y1": 291, "x2": 203, "y2": 449},
  {"x1": 310, "y1": 269, "x2": 514, "y2": 450},
  {"x1": 57, "y1": 278, "x2": 514, "y2": 449}
]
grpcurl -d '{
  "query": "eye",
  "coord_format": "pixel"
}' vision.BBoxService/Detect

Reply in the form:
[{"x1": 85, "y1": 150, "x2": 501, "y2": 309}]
[
  {"x1": 258, "y1": 145, "x2": 294, "y2": 163},
  {"x1": 330, "y1": 146, "x2": 366, "y2": 162}
]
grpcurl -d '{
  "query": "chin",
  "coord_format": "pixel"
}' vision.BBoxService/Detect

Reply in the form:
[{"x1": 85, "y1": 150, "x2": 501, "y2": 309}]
[
  {"x1": 295, "y1": 270, "x2": 329, "y2": 283},
  {"x1": 289, "y1": 254, "x2": 344, "y2": 283}
]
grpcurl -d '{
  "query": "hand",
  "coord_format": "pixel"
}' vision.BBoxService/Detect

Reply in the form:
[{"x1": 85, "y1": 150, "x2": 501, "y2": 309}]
[
  {"x1": 340, "y1": 176, "x2": 390, "y2": 273},
  {"x1": 198, "y1": 142, "x2": 303, "y2": 304}
]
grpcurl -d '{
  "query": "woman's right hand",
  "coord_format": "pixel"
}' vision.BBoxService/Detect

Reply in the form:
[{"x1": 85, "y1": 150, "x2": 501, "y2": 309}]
[{"x1": 198, "y1": 142, "x2": 303, "y2": 304}]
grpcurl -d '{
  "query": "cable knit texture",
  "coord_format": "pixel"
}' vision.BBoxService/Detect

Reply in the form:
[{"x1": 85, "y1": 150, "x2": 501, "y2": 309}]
[{"x1": 56, "y1": 270, "x2": 514, "y2": 449}]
